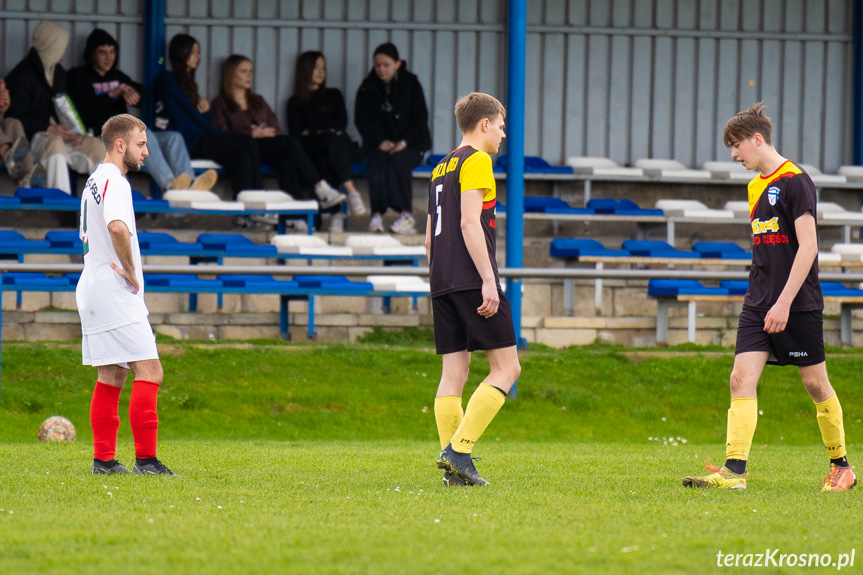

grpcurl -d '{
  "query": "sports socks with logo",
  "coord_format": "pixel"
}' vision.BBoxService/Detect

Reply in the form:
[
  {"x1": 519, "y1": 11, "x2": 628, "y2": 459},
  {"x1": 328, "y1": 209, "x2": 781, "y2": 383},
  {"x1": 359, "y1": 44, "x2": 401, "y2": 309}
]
[
  {"x1": 434, "y1": 395, "x2": 464, "y2": 449},
  {"x1": 129, "y1": 380, "x2": 160, "y2": 459},
  {"x1": 724, "y1": 397, "x2": 758, "y2": 474},
  {"x1": 90, "y1": 381, "x2": 122, "y2": 461},
  {"x1": 815, "y1": 393, "x2": 850, "y2": 467},
  {"x1": 449, "y1": 384, "x2": 507, "y2": 454}
]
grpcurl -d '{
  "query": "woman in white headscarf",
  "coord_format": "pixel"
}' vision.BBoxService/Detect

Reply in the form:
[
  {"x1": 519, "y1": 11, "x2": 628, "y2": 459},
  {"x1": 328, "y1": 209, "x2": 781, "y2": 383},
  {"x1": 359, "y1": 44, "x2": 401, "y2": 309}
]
[{"x1": 6, "y1": 20, "x2": 105, "y2": 194}]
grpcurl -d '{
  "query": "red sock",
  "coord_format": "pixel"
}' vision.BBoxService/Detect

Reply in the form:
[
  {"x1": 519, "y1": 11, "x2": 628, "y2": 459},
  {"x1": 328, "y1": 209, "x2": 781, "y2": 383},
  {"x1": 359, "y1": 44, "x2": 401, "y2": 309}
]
[
  {"x1": 90, "y1": 382, "x2": 121, "y2": 460},
  {"x1": 129, "y1": 380, "x2": 160, "y2": 459}
]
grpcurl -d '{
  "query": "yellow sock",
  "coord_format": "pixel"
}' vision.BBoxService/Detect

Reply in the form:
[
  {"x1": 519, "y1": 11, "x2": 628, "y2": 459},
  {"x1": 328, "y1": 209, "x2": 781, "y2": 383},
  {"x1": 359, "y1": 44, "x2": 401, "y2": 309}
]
[
  {"x1": 815, "y1": 394, "x2": 847, "y2": 460},
  {"x1": 449, "y1": 384, "x2": 505, "y2": 454},
  {"x1": 725, "y1": 398, "x2": 758, "y2": 462},
  {"x1": 434, "y1": 396, "x2": 463, "y2": 449}
]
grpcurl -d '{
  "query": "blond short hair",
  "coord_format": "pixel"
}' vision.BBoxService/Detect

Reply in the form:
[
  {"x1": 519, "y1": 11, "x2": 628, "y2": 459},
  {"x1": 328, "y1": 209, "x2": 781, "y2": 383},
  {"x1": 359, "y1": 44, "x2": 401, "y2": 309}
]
[
  {"x1": 101, "y1": 114, "x2": 147, "y2": 150},
  {"x1": 454, "y1": 92, "x2": 506, "y2": 134},
  {"x1": 723, "y1": 102, "x2": 773, "y2": 147}
]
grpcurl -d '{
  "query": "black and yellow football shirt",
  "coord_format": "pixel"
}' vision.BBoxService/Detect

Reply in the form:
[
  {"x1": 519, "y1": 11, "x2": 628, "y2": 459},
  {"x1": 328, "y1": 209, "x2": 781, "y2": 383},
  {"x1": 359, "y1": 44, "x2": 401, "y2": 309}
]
[
  {"x1": 745, "y1": 160, "x2": 822, "y2": 311},
  {"x1": 427, "y1": 146, "x2": 499, "y2": 298}
]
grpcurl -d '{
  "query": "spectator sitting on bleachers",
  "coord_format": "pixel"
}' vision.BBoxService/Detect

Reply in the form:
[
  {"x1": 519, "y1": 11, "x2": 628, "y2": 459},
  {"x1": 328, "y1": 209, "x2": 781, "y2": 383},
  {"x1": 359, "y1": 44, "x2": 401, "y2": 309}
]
[
  {"x1": 153, "y1": 34, "x2": 262, "y2": 202},
  {"x1": 287, "y1": 51, "x2": 367, "y2": 223},
  {"x1": 355, "y1": 42, "x2": 431, "y2": 234},
  {"x1": 210, "y1": 54, "x2": 346, "y2": 231},
  {"x1": 5, "y1": 20, "x2": 104, "y2": 194},
  {"x1": 0, "y1": 82, "x2": 34, "y2": 182},
  {"x1": 67, "y1": 29, "x2": 217, "y2": 194}
]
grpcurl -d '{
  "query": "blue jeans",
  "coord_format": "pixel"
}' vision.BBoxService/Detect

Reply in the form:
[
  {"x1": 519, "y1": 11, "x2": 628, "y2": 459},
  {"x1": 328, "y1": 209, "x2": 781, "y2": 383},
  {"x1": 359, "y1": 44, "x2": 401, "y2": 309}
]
[{"x1": 144, "y1": 131, "x2": 194, "y2": 190}]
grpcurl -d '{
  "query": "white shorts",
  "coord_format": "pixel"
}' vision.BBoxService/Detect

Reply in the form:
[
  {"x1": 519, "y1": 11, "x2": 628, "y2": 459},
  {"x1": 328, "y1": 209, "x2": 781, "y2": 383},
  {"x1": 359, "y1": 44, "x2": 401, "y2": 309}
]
[{"x1": 82, "y1": 321, "x2": 159, "y2": 368}]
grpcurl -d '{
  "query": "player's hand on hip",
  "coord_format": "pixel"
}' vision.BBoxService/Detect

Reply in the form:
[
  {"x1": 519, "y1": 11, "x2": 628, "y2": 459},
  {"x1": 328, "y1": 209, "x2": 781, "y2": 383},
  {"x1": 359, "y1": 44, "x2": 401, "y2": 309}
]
[
  {"x1": 763, "y1": 302, "x2": 789, "y2": 333},
  {"x1": 111, "y1": 263, "x2": 139, "y2": 294},
  {"x1": 477, "y1": 281, "x2": 499, "y2": 318}
]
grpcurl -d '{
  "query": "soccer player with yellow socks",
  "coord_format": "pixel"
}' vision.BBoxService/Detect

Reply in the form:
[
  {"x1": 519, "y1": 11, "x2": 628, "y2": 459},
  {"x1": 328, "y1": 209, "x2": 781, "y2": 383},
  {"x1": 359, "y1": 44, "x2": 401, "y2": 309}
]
[
  {"x1": 682, "y1": 103, "x2": 854, "y2": 492},
  {"x1": 425, "y1": 93, "x2": 520, "y2": 486}
]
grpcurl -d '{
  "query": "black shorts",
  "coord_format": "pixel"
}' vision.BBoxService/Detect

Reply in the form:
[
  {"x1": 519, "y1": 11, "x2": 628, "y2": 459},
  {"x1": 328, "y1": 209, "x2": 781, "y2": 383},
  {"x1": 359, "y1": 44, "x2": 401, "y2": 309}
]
[
  {"x1": 735, "y1": 306, "x2": 825, "y2": 366},
  {"x1": 432, "y1": 289, "x2": 517, "y2": 354}
]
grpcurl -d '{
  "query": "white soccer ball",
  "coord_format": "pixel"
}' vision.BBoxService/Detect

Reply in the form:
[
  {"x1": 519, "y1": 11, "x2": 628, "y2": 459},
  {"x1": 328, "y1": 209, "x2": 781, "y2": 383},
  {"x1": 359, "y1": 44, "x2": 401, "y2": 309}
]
[{"x1": 38, "y1": 416, "x2": 76, "y2": 443}]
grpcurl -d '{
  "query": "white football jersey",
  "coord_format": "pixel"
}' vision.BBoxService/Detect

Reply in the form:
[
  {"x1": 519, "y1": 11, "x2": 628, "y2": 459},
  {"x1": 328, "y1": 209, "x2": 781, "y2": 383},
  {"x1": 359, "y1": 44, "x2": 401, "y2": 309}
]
[{"x1": 76, "y1": 162, "x2": 149, "y2": 334}]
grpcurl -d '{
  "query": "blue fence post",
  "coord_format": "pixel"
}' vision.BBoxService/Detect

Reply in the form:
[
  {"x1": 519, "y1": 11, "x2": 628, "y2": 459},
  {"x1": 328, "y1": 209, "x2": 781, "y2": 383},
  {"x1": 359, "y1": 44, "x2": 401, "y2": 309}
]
[
  {"x1": 505, "y1": 0, "x2": 527, "y2": 398},
  {"x1": 143, "y1": 0, "x2": 166, "y2": 199},
  {"x1": 855, "y1": 0, "x2": 863, "y2": 166}
]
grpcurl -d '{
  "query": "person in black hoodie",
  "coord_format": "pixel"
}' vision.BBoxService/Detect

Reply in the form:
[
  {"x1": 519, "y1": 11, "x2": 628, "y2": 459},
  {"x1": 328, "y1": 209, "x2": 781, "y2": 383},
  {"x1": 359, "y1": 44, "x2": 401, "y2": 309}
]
[
  {"x1": 67, "y1": 29, "x2": 216, "y2": 193},
  {"x1": 355, "y1": 42, "x2": 431, "y2": 234},
  {"x1": 5, "y1": 20, "x2": 105, "y2": 194}
]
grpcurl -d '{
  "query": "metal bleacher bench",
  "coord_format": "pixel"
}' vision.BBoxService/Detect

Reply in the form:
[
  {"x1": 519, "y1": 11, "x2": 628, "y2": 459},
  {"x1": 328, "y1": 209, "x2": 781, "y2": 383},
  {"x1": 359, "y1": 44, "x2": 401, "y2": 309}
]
[
  {"x1": 649, "y1": 279, "x2": 863, "y2": 347},
  {"x1": 0, "y1": 271, "x2": 429, "y2": 343}
]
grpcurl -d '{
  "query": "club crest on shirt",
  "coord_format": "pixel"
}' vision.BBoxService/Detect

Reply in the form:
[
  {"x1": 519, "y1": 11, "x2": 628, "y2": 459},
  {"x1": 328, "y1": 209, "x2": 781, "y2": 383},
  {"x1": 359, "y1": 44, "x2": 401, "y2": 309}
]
[{"x1": 767, "y1": 186, "x2": 780, "y2": 206}]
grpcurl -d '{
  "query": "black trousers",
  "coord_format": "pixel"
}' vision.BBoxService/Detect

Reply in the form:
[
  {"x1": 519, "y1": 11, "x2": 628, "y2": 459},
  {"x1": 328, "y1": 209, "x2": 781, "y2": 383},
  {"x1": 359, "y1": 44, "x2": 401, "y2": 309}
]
[
  {"x1": 301, "y1": 131, "x2": 357, "y2": 187},
  {"x1": 366, "y1": 147, "x2": 422, "y2": 215},
  {"x1": 256, "y1": 135, "x2": 321, "y2": 199},
  {"x1": 191, "y1": 133, "x2": 262, "y2": 198}
]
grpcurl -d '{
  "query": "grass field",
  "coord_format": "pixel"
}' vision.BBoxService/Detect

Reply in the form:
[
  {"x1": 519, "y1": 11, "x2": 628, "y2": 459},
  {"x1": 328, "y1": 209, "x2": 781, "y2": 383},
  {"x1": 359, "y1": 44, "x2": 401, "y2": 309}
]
[{"x1": 1, "y1": 338, "x2": 861, "y2": 574}]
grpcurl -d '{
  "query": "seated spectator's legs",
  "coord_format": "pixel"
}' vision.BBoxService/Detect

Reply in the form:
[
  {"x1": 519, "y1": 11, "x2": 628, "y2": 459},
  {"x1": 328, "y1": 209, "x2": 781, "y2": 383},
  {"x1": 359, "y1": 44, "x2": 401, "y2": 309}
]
[
  {"x1": 141, "y1": 130, "x2": 176, "y2": 190},
  {"x1": 67, "y1": 135, "x2": 105, "y2": 174},
  {"x1": 0, "y1": 118, "x2": 34, "y2": 178},
  {"x1": 153, "y1": 131, "x2": 194, "y2": 183},
  {"x1": 385, "y1": 148, "x2": 422, "y2": 213},
  {"x1": 307, "y1": 131, "x2": 353, "y2": 187},
  {"x1": 30, "y1": 132, "x2": 71, "y2": 194},
  {"x1": 191, "y1": 133, "x2": 262, "y2": 198},
  {"x1": 366, "y1": 148, "x2": 391, "y2": 215}
]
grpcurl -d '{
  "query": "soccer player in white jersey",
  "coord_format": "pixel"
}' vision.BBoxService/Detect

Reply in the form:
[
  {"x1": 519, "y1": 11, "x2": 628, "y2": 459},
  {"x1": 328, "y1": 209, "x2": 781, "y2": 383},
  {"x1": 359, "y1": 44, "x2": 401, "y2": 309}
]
[{"x1": 77, "y1": 113, "x2": 175, "y2": 475}]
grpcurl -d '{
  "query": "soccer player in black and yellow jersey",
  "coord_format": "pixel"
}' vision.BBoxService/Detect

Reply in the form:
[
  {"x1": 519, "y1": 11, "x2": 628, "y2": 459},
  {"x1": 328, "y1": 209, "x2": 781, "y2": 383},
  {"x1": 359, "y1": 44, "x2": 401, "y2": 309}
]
[
  {"x1": 426, "y1": 92, "x2": 520, "y2": 486},
  {"x1": 683, "y1": 103, "x2": 855, "y2": 492}
]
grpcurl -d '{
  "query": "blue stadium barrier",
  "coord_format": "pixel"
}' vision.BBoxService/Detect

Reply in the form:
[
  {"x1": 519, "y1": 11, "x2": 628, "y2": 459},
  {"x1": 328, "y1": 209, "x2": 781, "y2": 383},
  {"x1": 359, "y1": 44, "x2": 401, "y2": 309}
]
[
  {"x1": 622, "y1": 240, "x2": 701, "y2": 259},
  {"x1": 691, "y1": 242, "x2": 752, "y2": 259}
]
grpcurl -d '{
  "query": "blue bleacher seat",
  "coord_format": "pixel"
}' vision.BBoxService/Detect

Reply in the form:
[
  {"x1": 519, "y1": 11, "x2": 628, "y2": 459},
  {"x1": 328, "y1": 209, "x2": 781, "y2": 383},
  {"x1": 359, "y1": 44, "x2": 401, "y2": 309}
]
[
  {"x1": 0, "y1": 231, "x2": 51, "y2": 254},
  {"x1": 15, "y1": 187, "x2": 80, "y2": 207},
  {"x1": 413, "y1": 154, "x2": 446, "y2": 173},
  {"x1": 293, "y1": 275, "x2": 375, "y2": 292},
  {"x1": 1, "y1": 272, "x2": 71, "y2": 288},
  {"x1": 0, "y1": 196, "x2": 21, "y2": 206},
  {"x1": 524, "y1": 197, "x2": 593, "y2": 214},
  {"x1": 144, "y1": 274, "x2": 223, "y2": 289},
  {"x1": 45, "y1": 231, "x2": 83, "y2": 251},
  {"x1": 719, "y1": 280, "x2": 749, "y2": 295},
  {"x1": 217, "y1": 275, "x2": 299, "y2": 290},
  {"x1": 820, "y1": 282, "x2": 863, "y2": 297},
  {"x1": 497, "y1": 155, "x2": 574, "y2": 174},
  {"x1": 131, "y1": 189, "x2": 171, "y2": 212},
  {"x1": 648, "y1": 279, "x2": 729, "y2": 297},
  {"x1": 621, "y1": 240, "x2": 701, "y2": 259},
  {"x1": 137, "y1": 232, "x2": 204, "y2": 256},
  {"x1": 692, "y1": 242, "x2": 752, "y2": 259},
  {"x1": 196, "y1": 233, "x2": 278, "y2": 257},
  {"x1": 586, "y1": 198, "x2": 664, "y2": 216},
  {"x1": 549, "y1": 238, "x2": 630, "y2": 258}
]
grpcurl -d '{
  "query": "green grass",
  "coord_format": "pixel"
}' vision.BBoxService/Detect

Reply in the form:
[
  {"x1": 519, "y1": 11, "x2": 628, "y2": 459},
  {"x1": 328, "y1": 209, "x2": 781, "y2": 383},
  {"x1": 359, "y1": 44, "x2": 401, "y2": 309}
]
[{"x1": 1, "y1": 342, "x2": 861, "y2": 574}]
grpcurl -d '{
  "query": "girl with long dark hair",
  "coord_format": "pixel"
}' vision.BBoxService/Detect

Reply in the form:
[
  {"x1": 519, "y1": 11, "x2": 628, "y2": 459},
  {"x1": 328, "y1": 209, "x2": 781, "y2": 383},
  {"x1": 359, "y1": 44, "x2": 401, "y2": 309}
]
[
  {"x1": 210, "y1": 54, "x2": 347, "y2": 229},
  {"x1": 355, "y1": 42, "x2": 431, "y2": 234},
  {"x1": 287, "y1": 51, "x2": 367, "y2": 221},
  {"x1": 153, "y1": 34, "x2": 261, "y2": 201}
]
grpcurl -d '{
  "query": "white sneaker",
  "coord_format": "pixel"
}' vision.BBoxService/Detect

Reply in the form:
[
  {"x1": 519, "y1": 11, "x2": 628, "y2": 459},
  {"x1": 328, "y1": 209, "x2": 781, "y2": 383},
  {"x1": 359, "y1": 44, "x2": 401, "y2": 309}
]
[
  {"x1": 250, "y1": 213, "x2": 279, "y2": 226},
  {"x1": 390, "y1": 212, "x2": 416, "y2": 234},
  {"x1": 4, "y1": 137, "x2": 31, "y2": 179},
  {"x1": 287, "y1": 219, "x2": 308, "y2": 233},
  {"x1": 314, "y1": 180, "x2": 347, "y2": 210},
  {"x1": 369, "y1": 213, "x2": 385, "y2": 233},
  {"x1": 328, "y1": 214, "x2": 344, "y2": 233},
  {"x1": 347, "y1": 191, "x2": 367, "y2": 216}
]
